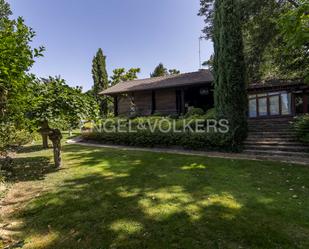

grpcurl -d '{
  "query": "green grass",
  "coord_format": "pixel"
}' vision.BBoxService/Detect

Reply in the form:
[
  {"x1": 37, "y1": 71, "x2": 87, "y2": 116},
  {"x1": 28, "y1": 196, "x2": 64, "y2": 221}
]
[{"x1": 3, "y1": 144, "x2": 309, "y2": 249}]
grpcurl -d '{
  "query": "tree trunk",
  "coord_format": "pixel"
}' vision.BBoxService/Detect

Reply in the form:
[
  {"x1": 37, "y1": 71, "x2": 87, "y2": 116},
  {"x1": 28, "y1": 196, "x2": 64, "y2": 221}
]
[
  {"x1": 51, "y1": 138, "x2": 61, "y2": 168},
  {"x1": 42, "y1": 134, "x2": 49, "y2": 149},
  {"x1": 48, "y1": 129, "x2": 62, "y2": 168},
  {"x1": 40, "y1": 121, "x2": 50, "y2": 149}
]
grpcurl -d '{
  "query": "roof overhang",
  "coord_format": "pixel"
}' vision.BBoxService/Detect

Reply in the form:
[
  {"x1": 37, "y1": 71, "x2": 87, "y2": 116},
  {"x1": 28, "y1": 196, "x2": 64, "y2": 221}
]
[{"x1": 100, "y1": 69, "x2": 214, "y2": 95}]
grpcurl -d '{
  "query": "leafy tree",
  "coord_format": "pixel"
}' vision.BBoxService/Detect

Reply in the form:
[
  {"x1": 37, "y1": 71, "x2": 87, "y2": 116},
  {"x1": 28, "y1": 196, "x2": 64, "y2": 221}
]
[
  {"x1": 0, "y1": 0, "x2": 11, "y2": 19},
  {"x1": 150, "y1": 63, "x2": 168, "y2": 77},
  {"x1": 199, "y1": 0, "x2": 307, "y2": 81},
  {"x1": 110, "y1": 68, "x2": 140, "y2": 86},
  {"x1": 91, "y1": 48, "x2": 109, "y2": 116},
  {"x1": 168, "y1": 69, "x2": 180, "y2": 75},
  {"x1": 0, "y1": 0, "x2": 44, "y2": 156},
  {"x1": 278, "y1": 0, "x2": 308, "y2": 51},
  {"x1": 277, "y1": 0, "x2": 309, "y2": 80},
  {"x1": 150, "y1": 63, "x2": 180, "y2": 77},
  {"x1": 29, "y1": 77, "x2": 99, "y2": 167},
  {"x1": 213, "y1": 0, "x2": 247, "y2": 144},
  {"x1": 125, "y1": 68, "x2": 141, "y2": 81}
]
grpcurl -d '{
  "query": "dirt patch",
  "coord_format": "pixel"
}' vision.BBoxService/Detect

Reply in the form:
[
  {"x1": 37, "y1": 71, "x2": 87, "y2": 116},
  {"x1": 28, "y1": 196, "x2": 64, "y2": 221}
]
[{"x1": 0, "y1": 181, "x2": 46, "y2": 248}]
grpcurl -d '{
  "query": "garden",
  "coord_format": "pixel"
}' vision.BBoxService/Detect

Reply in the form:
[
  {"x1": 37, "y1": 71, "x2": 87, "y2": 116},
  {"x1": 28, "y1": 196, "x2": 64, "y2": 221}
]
[
  {"x1": 1, "y1": 142, "x2": 309, "y2": 248},
  {"x1": 1, "y1": 0, "x2": 308, "y2": 248}
]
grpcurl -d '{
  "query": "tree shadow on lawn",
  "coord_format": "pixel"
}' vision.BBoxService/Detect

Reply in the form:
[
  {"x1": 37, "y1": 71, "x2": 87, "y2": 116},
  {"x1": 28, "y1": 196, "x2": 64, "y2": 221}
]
[
  {"x1": 10, "y1": 145, "x2": 309, "y2": 249},
  {"x1": 16, "y1": 145, "x2": 47, "y2": 154},
  {"x1": 1, "y1": 156, "x2": 56, "y2": 182}
]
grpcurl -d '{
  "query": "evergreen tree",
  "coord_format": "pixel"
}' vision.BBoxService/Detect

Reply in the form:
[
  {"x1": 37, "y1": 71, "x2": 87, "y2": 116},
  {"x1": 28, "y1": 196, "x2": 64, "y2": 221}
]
[
  {"x1": 150, "y1": 63, "x2": 168, "y2": 77},
  {"x1": 213, "y1": 0, "x2": 247, "y2": 144},
  {"x1": 91, "y1": 48, "x2": 109, "y2": 116},
  {"x1": 150, "y1": 63, "x2": 180, "y2": 77}
]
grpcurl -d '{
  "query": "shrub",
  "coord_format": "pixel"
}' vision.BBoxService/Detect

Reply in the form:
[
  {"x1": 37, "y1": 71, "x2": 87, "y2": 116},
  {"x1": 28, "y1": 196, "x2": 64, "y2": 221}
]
[
  {"x1": 0, "y1": 124, "x2": 37, "y2": 156},
  {"x1": 82, "y1": 130, "x2": 231, "y2": 151},
  {"x1": 185, "y1": 107, "x2": 204, "y2": 117},
  {"x1": 168, "y1": 113, "x2": 179, "y2": 119},
  {"x1": 82, "y1": 114, "x2": 233, "y2": 151},
  {"x1": 82, "y1": 121, "x2": 94, "y2": 130},
  {"x1": 204, "y1": 108, "x2": 216, "y2": 120},
  {"x1": 293, "y1": 114, "x2": 309, "y2": 143}
]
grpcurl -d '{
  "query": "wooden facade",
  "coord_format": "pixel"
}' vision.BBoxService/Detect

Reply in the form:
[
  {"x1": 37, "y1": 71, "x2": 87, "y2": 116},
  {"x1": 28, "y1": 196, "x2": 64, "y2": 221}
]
[
  {"x1": 114, "y1": 88, "x2": 179, "y2": 116},
  {"x1": 101, "y1": 71, "x2": 308, "y2": 119},
  {"x1": 112, "y1": 83, "x2": 216, "y2": 117}
]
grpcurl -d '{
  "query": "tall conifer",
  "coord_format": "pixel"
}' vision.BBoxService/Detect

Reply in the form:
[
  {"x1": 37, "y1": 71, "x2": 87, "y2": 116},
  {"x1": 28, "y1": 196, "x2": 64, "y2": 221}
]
[
  {"x1": 213, "y1": 0, "x2": 248, "y2": 144},
  {"x1": 92, "y1": 48, "x2": 109, "y2": 116}
]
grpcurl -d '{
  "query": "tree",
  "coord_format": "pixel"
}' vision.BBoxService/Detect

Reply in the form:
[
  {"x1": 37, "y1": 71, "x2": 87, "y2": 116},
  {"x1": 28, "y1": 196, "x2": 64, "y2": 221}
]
[
  {"x1": 168, "y1": 69, "x2": 180, "y2": 75},
  {"x1": 29, "y1": 77, "x2": 99, "y2": 167},
  {"x1": 277, "y1": 0, "x2": 309, "y2": 80},
  {"x1": 0, "y1": 0, "x2": 44, "y2": 156},
  {"x1": 110, "y1": 68, "x2": 140, "y2": 86},
  {"x1": 199, "y1": 0, "x2": 307, "y2": 81},
  {"x1": 213, "y1": 0, "x2": 247, "y2": 144},
  {"x1": 92, "y1": 48, "x2": 109, "y2": 117},
  {"x1": 0, "y1": 0, "x2": 11, "y2": 19},
  {"x1": 150, "y1": 63, "x2": 168, "y2": 77},
  {"x1": 150, "y1": 63, "x2": 180, "y2": 77}
]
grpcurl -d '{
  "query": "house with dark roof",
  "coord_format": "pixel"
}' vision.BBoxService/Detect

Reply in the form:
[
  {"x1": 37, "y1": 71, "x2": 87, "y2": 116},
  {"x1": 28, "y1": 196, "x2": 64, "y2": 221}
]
[{"x1": 100, "y1": 69, "x2": 309, "y2": 118}]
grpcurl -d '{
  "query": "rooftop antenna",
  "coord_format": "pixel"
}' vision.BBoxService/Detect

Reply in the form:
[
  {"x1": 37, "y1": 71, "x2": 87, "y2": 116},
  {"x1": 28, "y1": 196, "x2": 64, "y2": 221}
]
[{"x1": 199, "y1": 36, "x2": 203, "y2": 69}]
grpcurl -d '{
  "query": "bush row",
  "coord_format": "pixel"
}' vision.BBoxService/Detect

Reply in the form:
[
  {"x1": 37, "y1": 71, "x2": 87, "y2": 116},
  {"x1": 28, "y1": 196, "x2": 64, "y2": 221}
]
[
  {"x1": 293, "y1": 114, "x2": 309, "y2": 143},
  {"x1": 82, "y1": 129, "x2": 233, "y2": 151},
  {"x1": 81, "y1": 108, "x2": 238, "y2": 151}
]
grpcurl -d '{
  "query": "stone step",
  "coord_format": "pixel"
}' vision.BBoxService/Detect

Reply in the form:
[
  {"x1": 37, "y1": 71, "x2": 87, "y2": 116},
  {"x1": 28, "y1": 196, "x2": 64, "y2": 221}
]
[
  {"x1": 247, "y1": 136, "x2": 297, "y2": 140},
  {"x1": 248, "y1": 123, "x2": 292, "y2": 127},
  {"x1": 248, "y1": 121, "x2": 293, "y2": 125},
  {"x1": 245, "y1": 138, "x2": 299, "y2": 143},
  {"x1": 248, "y1": 117, "x2": 293, "y2": 121},
  {"x1": 249, "y1": 128, "x2": 292, "y2": 132},
  {"x1": 244, "y1": 140, "x2": 304, "y2": 146},
  {"x1": 249, "y1": 130, "x2": 296, "y2": 134},
  {"x1": 244, "y1": 144, "x2": 309, "y2": 153},
  {"x1": 243, "y1": 149, "x2": 309, "y2": 158},
  {"x1": 248, "y1": 133, "x2": 296, "y2": 139},
  {"x1": 248, "y1": 122, "x2": 292, "y2": 126},
  {"x1": 248, "y1": 125, "x2": 293, "y2": 130}
]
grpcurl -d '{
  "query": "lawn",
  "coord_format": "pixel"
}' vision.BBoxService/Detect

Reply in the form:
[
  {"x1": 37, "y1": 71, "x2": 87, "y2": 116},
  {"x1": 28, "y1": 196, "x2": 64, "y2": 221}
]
[{"x1": 1, "y1": 143, "x2": 309, "y2": 249}]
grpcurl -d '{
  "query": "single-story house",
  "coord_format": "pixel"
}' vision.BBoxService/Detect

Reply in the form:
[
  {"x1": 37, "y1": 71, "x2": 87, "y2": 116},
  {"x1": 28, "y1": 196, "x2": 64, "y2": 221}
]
[{"x1": 100, "y1": 69, "x2": 309, "y2": 118}]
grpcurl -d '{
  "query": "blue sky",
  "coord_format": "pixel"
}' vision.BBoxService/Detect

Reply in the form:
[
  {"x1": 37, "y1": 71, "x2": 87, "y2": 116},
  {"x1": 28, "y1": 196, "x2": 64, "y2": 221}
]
[{"x1": 8, "y1": 0, "x2": 213, "y2": 91}]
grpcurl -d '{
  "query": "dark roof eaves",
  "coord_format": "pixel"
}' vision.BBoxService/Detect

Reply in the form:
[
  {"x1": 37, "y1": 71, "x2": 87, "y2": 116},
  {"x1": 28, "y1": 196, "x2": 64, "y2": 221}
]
[{"x1": 102, "y1": 80, "x2": 213, "y2": 95}]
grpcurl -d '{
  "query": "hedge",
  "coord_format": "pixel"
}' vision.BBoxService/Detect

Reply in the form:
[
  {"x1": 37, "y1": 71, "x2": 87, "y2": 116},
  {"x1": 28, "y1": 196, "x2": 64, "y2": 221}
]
[
  {"x1": 81, "y1": 110, "x2": 238, "y2": 151},
  {"x1": 82, "y1": 130, "x2": 232, "y2": 151},
  {"x1": 293, "y1": 114, "x2": 309, "y2": 143}
]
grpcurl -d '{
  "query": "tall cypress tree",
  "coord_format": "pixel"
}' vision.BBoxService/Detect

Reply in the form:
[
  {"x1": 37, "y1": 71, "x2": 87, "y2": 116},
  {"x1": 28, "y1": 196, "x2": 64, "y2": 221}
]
[
  {"x1": 213, "y1": 0, "x2": 248, "y2": 144},
  {"x1": 92, "y1": 48, "x2": 109, "y2": 116}
]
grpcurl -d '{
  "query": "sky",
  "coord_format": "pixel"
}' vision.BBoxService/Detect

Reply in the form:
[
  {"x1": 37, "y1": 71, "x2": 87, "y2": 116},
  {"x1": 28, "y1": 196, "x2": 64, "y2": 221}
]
[{"x1": 8, "y1": 0, "x2": 213, "y2": 91}]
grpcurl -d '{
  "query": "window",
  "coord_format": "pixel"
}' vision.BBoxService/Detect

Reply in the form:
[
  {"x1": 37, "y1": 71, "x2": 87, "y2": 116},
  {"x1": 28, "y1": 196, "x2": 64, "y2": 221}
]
[
  {"x1": 248, "y1": 91, "x2": 291, "y2": 117},
  {"x1": 269, "y1": 95, "x2": 280, "y2": 115},
  {"x1": 249, "y1": 99, "x2": 257, "y2": 117},
  {"x1": 258, "y1": 97, "x2": 267, "y2": 116},
  {"x1": 281, "y1": 93, "x2": 292, "y2": 115}
]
